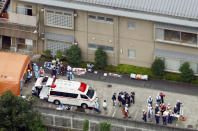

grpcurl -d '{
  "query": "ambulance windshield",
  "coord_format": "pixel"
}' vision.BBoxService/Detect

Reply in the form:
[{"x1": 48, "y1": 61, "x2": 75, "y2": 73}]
[{"x1": 86, "y1": 89, "x2": 94, "y2": 99}]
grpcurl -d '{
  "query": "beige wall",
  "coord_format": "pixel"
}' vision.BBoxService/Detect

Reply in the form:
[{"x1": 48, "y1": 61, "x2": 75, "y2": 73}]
[
  {"x1": 155, "y1": 41, "x2": 198, "y2": 56},
  {"x1": 119, "y1": 17, "x2": 154, "y2": 67}
]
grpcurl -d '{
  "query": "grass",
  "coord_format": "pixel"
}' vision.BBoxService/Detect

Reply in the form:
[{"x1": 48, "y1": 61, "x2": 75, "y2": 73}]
[{"x1": 103, "y1": 64, "x2": 198, "y2": 85}]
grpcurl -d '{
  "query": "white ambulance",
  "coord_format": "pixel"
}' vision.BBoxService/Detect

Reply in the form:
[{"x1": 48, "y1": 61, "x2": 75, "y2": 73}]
[{"x1": 37, "y1": 77, "x2": 97, "y2": 109}]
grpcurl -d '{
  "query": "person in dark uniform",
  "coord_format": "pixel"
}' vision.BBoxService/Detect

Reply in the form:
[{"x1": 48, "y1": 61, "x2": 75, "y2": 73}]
[
  {"x1": 162, "y1": 113, "x2": 167, "y2": 125},
  {"x1": 142, "y1": 110, "x2": 147, "y2": 122},
  {"x1": 112, "y1": 93, "x2": 116, "y2": 107},
  {"x1": 155, "y1": 104, "x2": 159, "y2": 115},
  {"x1": 155, "y1": 111, "x2": 160, "y2": 124},
  {"x1": 131, "y1": 91, "x2": 135, "y2": 104},
  {"x1": 167, "y1": 111, "x2": 173, "y2": 124},
  {"x1": 176, "y1": 100, "x2": 182, "y2": 114}
]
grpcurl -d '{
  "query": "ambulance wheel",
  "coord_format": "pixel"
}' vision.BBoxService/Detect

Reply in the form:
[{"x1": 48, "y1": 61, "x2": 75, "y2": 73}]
[
  {"x1": 54, "y1": 100, "x2": 60, "y2": 105},
  {"x1": 81, "y1": 103, "x2": 88, "y2": 109}
]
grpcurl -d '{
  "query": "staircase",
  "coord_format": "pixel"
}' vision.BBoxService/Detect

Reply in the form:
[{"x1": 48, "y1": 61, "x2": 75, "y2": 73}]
[{"x1": 0, "y1": 0, "x2": 9, "y2": 15}]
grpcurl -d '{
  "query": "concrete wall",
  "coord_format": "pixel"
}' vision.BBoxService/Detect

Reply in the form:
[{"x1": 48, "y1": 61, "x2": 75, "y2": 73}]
[
  {"x1": 119, "y1": 18, "x2": 154, "y2": 67},
  {"x1": 34, "y1": 106, "x2": 196, "y2": 131}
]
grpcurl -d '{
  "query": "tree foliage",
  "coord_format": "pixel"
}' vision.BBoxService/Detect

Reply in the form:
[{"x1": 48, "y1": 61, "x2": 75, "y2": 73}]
[
  {"x1": 99, "y1": 122, "x2": 111, "y2": 131},
  {"x1": 179, "y1": 62, "x2": 194, "y2": 83},
  {"x1": 0, "y1": 91, "x2": 45, "y2": 131},
  {"x1": 95, "y1": 47, "x2": 107, "y2": 69},
  {"x1": 44, "y1": 50, "x2": 51, "y2": 57},
  {"x1": 65, "y1": 45, "x2": 82, "y2": 65},
  {"x1": 151, "y1": 58, "x2": 165, "y2": 77},
  {"x1": 56, "y1": 50, "x2": 63, "y2": 60},
  {"x1": 83, "y1": 119, "x2": 89, "y2": 131}
]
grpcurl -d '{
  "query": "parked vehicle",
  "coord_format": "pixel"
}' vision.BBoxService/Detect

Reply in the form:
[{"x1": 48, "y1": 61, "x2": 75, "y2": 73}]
[{"x1": 35, "y1": 77, "x2": 97, "y2": 109}]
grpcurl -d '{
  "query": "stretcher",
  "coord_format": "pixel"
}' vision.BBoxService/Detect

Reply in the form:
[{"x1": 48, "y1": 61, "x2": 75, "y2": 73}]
[{"x1": 130, "y1": 73, "x2": 148, "y2": 80}]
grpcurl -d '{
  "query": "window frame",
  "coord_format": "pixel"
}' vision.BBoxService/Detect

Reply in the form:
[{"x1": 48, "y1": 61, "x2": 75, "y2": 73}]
[
  {"x1": 155, "y1": 28, "x2": 198, "y2": 47},
  {"x1": 128, "y1": 49, "x2": 136, "y2": 58},
  {"x1": 16, "y1": 5, "x2": 32, "y2": 16},
  {"x1": 45, "y1": 9, "x2": 73, "y2": 29},
  {"x1": 88, "y1": 43, "x2": 114, "y2": 52},
  {"x1": 128, "y1": 20, "x2": 136, "y2": 30},
  {"x1": 88, "y1": 14, "x2": 114, "y2": 24},
  {"x1": 80, "y1": 94, "x2": 89, "y2": 99}
]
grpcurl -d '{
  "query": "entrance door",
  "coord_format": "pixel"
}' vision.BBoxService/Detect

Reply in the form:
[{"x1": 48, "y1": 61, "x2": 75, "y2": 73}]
[{"x1": 2, "y1": 36, "x2": 11, "y2": 49}]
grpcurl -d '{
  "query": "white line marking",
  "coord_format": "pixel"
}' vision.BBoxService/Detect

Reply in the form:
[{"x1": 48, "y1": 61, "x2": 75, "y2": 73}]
[{"x1": 112, "y1": 108, "x2": 117, "y2": 117}]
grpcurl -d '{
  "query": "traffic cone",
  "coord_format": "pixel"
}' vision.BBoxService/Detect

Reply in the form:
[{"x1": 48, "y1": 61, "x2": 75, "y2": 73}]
[{"x1": 182, "y1": 116, "x2": 186, "y2": 121}]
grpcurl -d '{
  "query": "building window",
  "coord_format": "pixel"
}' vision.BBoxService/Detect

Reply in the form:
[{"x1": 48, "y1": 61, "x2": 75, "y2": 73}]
[
  {"x1": 106, "y1": 18, "x2": 113, "y2": 23},
  {"x1": 128, "y1": 20, "x2": 136, "y2": 30},
  {"x1": 88, "y1": 43, "x2": 114, "y2": 51},
  {"x1": 46, "y1": 10, "x2": 73, "y2": 29},
  {"x1": 88, "y1": 14, "x2": 113, "y2": 24},
  {"x1": 88, "y1": 15, "x2": 96, "y2": 20},
  {"x1": 46, "y1": 39, "x2": 72, "y2": 55},
  {"x1": 181, "y1": 32, "x2": 197, "y2": 44},
  {"x1": 158, "y1": 57, "x2": 198, "y2": 74},
  {"x1": 164, "y1": 30, "x2": 180, "y2": 42},
  {"x1": 97, "y1": 16, "x2": 105, "y2": 21},
  {"x1": 156, "y1": 28, "x2": 198, "y2": 46},
  {"x1": 16, "y1": 5, "x2": 32, "y2": 16},
  {"x1": 128, "y1": 49, "x2": 136, "y2": 58}
]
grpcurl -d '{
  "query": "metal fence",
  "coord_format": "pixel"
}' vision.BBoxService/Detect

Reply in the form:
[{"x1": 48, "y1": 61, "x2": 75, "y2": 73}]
[{"x1": 34, "y1": 106, "x2": 197, "y2": 131}]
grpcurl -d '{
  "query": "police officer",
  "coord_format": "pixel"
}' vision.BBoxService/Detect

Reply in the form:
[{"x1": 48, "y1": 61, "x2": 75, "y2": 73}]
[
  {"x1": 162, "y1": 113, "x2": 167, "y2": 125},
  {"x1": 142, "y1": 110, "x2": 147, "y2": 122},
  {"x1": 155, "y1": 111, "x2": 160, "y2": 124}
]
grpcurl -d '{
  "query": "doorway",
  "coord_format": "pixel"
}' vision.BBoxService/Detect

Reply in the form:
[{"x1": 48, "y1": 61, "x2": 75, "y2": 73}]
[{"x1": 2, "y1": 36, "x2": 11, "y2": 49}]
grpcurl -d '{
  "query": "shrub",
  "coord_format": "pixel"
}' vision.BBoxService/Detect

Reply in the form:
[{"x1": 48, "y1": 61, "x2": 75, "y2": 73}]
[
  {"x1": 163, "y1": 73, "x2": 180, "y2": 82},
  {"x1": 56, "y1": 50, "x2": 63, "y2": 60},
  {"x1": 99, "y1": 122, "x2": 111, "y2": 131},
  {"x1": 44, "y1": 50, "x2": 51, "y2": 57},
  {"x1": 65, "y1": 45, "x2": 82, "y2": 66},
  {"x1": 95, "y1": 47, "x2": 107, "y2": 69},
  {"x1": 179, "y1": 62, "x2": 194, "y2": 83},
  {"x1": 83, "y1": 120, "x2": 89, "y2": 131},
  {"x1": 151, "y1": 58, "x2": 165, "y2": 77},
  {"x1": 191, "y1": 77, "x2": 198, "y2": 85}
]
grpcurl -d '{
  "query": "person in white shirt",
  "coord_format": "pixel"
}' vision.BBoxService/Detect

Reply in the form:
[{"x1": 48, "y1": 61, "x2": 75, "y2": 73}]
[{"x1": 103, "y1": 100, "x2": 107, "y2": 110}]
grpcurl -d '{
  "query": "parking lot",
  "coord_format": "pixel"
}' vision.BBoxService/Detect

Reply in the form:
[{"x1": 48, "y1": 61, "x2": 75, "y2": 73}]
[{"x1": 21, "y1": 73, "x2": 198, "y2": 130}]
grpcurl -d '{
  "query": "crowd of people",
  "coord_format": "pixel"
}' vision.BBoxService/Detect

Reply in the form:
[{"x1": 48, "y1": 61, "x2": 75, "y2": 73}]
[
  {"x1": 25, "y1": 59, "x2": 76, "y2": 85},
  {"x1": 109, "y1": 91, "x2": 136, "y2": 118},
  {"x1": 142, "y1": 92, "x2": 184, "y2": 125}
]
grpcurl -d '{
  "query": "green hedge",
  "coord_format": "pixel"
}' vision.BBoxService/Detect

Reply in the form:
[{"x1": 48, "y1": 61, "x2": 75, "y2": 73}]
[
  {"x1": 103, "y1": 64, "x2": 197, "y2": 85},
  {"x1": 73, "y1": 61, "x2": 198, "y2": 85}
]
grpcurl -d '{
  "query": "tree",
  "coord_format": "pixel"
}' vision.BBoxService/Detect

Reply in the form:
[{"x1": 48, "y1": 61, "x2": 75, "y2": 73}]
[
  {"x1": 95, "y1": 47, "x2": 107, "y2": 69},
  {"x1": 99, "y1": 122, "x2": 111, "y2": 131},
  {"x1": 65, "y1": 45, "x2": 82, "y2": 65},
  {"x1": 83, "y1": 119, "x2": 89, "y2": 131},
  {"x1": 0, "y1": 91, "x2": 45, "y2": 131},
  {"x1": 179, "y1": 62, "x2": 194, "y2": 83},
  {"x1": 151, "y1": 58, "x2": 165, "y2": 77},
  {"x1": 56, "y1": 50, "x2": 63, "y2": 60}
]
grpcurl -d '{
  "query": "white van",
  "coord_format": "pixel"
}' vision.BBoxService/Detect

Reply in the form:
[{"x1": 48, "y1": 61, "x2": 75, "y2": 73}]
[{"x1": 37, "y1": 77, "x2": 97, "y2": 109}]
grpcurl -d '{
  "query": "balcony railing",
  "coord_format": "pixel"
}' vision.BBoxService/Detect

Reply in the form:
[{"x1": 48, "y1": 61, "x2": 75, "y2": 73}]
[{"x1": 1, "y1": 12, "x2": 36, "y2": 27}]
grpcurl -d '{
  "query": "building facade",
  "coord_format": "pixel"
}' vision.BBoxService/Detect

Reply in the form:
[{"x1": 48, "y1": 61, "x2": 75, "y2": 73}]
[{"x1": 1, "y1": 0, "x2": 198, "y2": 74}]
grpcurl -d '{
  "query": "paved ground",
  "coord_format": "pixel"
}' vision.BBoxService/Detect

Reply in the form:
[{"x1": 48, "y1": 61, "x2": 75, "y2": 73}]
[{"x1": 21, "y1": 64, "x2": 198, "y2": 130}]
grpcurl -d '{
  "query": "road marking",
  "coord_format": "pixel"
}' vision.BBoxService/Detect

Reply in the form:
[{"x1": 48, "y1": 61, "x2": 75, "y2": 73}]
[{"x1": 112, "y1": 108, "x2": 117, "y2": 117}]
